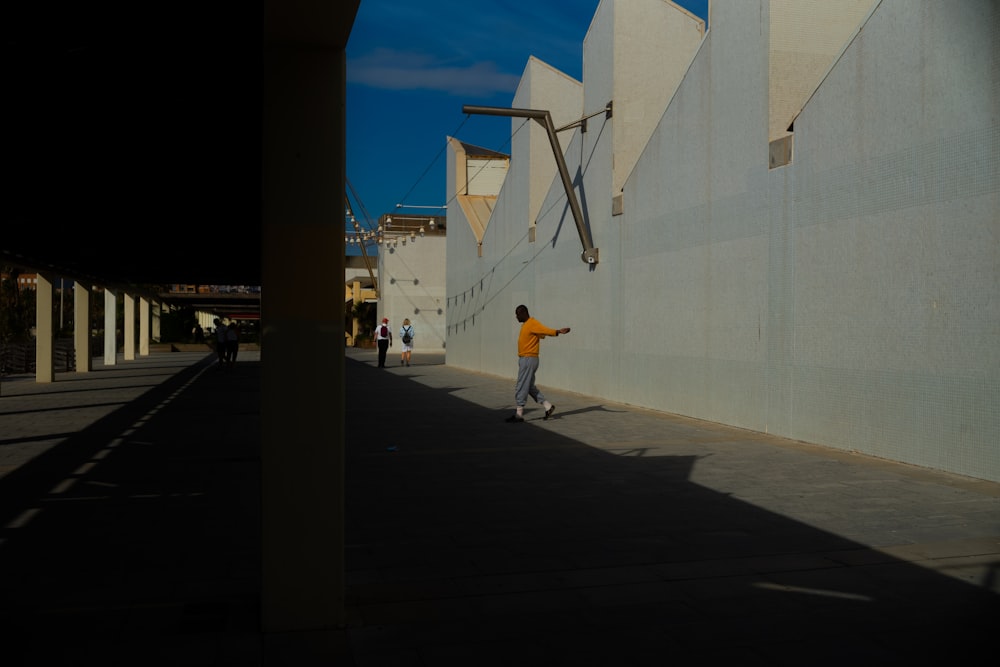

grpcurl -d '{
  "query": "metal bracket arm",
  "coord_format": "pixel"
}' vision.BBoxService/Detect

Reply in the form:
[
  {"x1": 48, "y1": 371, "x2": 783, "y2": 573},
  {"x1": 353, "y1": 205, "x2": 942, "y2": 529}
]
[
  {"x1": 554, "y1": 101, "x2": 614, "y2": 134},
  {"x1": 462, "y1": 104, "x2": 598, "y2": 265}
]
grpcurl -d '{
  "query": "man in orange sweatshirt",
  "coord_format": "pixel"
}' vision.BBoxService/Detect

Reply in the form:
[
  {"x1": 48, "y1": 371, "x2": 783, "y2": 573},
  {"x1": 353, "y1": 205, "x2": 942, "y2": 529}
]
[{"x1": 506, "y1": 304, "x2": 571, "y2": 423}]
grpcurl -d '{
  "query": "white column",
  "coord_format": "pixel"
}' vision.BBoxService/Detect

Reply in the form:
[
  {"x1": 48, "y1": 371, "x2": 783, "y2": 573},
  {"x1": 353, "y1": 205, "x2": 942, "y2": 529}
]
[
  {"x1": 123, "y1": 292, "x2": 136, "y2": 361},
  {"x1": 152, "y1": 301, "x2": 161, "y2": 341},
  {"x1": 139, "y1": 297, "x2": 150, "y2": 356},
  {"x1": 351, "y1": 280, "x2": 361, "y2": 345},
  {"x1": 104, "y1": 288, "x2": 117, "y2": 366},
  {"x1": 74, "y1": 282, "x2": 92, "y2": 373},
  {"x1": 35, "y1": 272, "x2": 55, "y2": 383}
]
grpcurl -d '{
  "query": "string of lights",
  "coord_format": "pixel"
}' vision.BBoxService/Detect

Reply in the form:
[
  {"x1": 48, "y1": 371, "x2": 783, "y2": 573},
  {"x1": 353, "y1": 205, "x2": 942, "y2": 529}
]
[
  {"x1": 444, "y1": 221, "x2": 557, "y2": 336},
  {"x1": 393, "y1": 114, "x2": 471, "y2": 211}
]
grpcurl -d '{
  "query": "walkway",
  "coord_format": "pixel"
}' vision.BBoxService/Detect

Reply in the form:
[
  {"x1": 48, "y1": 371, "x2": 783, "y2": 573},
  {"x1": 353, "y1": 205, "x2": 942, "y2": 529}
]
[{"x1": 1, "y1": 348, "x2": 997, "y2": 665}]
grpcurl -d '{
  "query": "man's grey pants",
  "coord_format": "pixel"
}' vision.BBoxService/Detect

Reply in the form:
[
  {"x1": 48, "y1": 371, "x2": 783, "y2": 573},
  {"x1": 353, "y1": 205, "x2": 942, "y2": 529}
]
[{"x1": 515, "y1": 356, "x2": 547, "y2": 407}]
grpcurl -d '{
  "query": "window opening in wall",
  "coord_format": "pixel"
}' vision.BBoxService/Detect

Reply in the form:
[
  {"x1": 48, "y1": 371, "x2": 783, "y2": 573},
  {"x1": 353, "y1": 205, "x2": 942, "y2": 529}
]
[{"x1": 769, "y1": 128, "x2": 793, "y2": 169}]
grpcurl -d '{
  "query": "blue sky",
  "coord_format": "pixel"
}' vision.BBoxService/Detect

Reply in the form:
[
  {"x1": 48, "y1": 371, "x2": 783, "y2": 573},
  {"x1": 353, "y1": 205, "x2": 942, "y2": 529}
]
[{"x1": 345, "y1": 0, "x2": 709, "y2": 245}]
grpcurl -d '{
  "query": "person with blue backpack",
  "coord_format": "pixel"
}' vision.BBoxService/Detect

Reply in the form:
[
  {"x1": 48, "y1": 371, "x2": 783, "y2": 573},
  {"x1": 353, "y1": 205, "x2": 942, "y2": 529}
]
[{"x1": 399, "y1": 318, "x2": 414, "y2": 366}]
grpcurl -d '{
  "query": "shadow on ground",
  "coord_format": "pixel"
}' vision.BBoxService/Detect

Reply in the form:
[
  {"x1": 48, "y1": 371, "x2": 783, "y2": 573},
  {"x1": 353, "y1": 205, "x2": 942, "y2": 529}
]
[
  {"x1": 0, "y1": 352, "x2": 995, "y2": 666},
  {"x1": 0, "y1": 355, "x2": 261, "y2": 666},
  {"x1": 344, "y1": 356, "x2": 998, "y2": 666}
]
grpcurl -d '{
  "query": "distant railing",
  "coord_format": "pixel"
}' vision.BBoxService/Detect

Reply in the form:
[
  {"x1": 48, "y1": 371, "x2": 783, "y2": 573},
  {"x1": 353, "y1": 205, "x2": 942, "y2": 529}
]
[{"x1": 1, "y1": 339, "x2": 78, "y2": 374}]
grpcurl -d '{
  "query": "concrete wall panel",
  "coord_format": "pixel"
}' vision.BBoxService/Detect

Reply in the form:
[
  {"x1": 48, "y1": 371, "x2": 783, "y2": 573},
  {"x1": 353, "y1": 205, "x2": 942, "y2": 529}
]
[{"x1": 444, "y1": 0, "x2": 1000, "y2": 482}]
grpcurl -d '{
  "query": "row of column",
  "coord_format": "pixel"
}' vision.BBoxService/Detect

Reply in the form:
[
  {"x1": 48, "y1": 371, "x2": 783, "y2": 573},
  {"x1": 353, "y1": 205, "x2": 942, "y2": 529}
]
[
  {"x1": 30, "y1": 1, "x2": 354, "y2": 647},
  {"x1": 33, "y1": 272, "x2": 162, "y2": 383}
]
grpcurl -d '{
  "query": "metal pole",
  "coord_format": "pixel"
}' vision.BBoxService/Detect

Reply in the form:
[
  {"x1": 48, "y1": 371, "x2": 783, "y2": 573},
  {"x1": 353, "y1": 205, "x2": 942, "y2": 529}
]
[{"x1": 462, "y1": 105, "x2": 598, "y2": 265}]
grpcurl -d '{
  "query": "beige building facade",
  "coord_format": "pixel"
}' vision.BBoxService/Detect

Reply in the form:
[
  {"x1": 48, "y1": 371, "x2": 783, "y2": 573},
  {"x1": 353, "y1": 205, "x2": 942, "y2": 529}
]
[{"x1": 376, "y1": 214, "x2": 448, "y2": 352}]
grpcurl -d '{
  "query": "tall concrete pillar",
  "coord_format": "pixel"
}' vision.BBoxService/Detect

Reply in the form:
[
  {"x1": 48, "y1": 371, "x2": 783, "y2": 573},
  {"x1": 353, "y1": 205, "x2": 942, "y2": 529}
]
[
  {"x1": 104, "y1": 288, "x2": 117, "y2": 366},
  {"x1": 351, "y1": 280, "x2": 361, "y2": 344},
  {"x1": 35, "y1": 272, "x2": 55, "y2": 383},
  {"x1": 152, "y1": 301, "x2": 161, "y2": 341},
  {"x1": 139, "y1": 297, "x2": 150, "y2": 356},
  {"x1": 261, "y1": 0, "x2": 354, "y2": 649},
  {"x1": 74, "y1": 282, "x2": 92, "y2": 373},
  {"x1": 123, "y1": 292, "x2": 136, "y2": 361}
]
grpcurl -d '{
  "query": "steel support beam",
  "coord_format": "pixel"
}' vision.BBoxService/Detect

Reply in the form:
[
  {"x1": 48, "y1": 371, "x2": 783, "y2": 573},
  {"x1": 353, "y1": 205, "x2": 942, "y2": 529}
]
[{"x1": 462, "y1": 105, "x2": 598, "y2": 265}]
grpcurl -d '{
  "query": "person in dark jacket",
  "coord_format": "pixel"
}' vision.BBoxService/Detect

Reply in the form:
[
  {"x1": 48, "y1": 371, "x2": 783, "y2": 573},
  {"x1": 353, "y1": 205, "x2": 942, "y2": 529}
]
[{"x1": 373, "y1": 317, "x2": 392, "y2": 368}]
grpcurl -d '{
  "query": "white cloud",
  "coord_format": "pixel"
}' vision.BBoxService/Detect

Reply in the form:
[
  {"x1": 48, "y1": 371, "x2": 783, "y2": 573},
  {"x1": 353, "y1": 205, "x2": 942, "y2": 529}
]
[{"x1": 348, "y1": 48, "x2": 521, "y2": 96}]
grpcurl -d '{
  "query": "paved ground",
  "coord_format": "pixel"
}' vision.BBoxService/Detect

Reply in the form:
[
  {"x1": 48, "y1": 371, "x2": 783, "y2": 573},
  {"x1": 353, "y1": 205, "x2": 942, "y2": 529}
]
[
  {"x1": 1, "y1": 352, "x2": 261, "y2": 666},
  {"x1": 1, "y1": 348, "x2": 997, "y2": 665}
]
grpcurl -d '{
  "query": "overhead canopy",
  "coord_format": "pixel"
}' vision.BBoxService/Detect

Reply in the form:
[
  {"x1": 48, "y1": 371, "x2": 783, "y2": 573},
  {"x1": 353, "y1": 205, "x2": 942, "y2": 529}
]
[{"x1": 6, "y1": 5, "x2": 260, "y2": 285}]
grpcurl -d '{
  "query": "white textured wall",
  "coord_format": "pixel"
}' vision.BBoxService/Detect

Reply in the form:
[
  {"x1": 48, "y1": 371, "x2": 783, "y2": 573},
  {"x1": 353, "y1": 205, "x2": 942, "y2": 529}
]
[
  {"x1": 511, "y1": 57, "x2": 584, "y2": 228},
  {"x1": 446, "y1": 141, "x2": 490, "y2": 366},
  {"x1": 466, "y1": 158, "x2": 508, "y2": 196},
  {"x1": 609, "y1": 0, "x2": 705, "y2": 195},
  {"x1": 775, "y1": 0, "x2": 1000, "y2": 477},
  {"x1": 445, "y1": 0, "x2": 1000, "y2": 482},
  {"x1": 768, "y1": 0, "x2": 878, "y2": 140},
  {"x1": 379, "y1": 234, "x2": 447, "y2": 351},
  {"x1": 621, "y1": 0, "x2": 770, "y2": 428}
]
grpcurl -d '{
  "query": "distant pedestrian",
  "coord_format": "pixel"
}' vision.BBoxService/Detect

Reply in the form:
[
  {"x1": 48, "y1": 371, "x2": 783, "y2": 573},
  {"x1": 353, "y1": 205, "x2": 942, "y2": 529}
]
[
  {"x1": 399, "y1": 318, "x2": 414, "y2": 366},
  {"x1": 373, "y1": 317, "x2": 392, "y2": 368},
  {"x1": 214, "y1": 318, "x2": 227, "y2": 367},
  {"x1": 225, "y1": 321, "x2": 240, "y2": 367},
  {"x1": 507, "y1": 305, "x2": 570, "y2": 422}
]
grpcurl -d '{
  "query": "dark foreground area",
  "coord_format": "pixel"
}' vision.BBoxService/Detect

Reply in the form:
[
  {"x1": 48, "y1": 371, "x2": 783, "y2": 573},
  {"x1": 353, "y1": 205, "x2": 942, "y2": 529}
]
[{"x1": 1, "y1": 349, "x2": 997, "y2": 665}]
